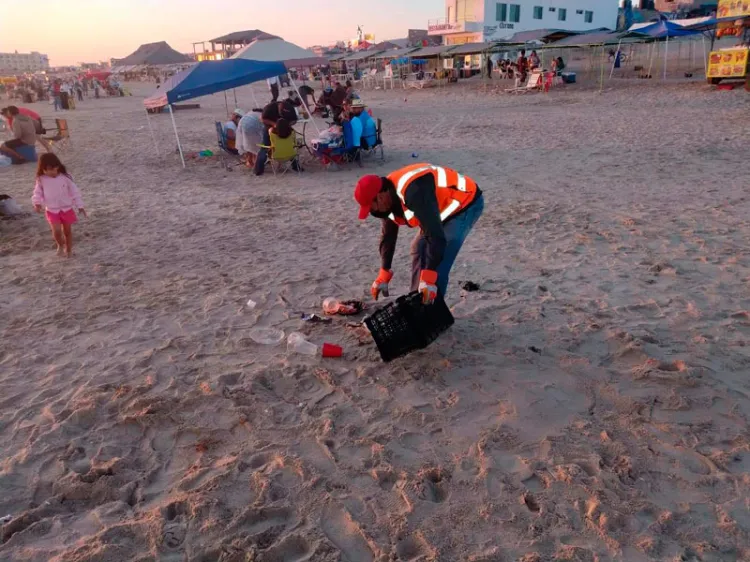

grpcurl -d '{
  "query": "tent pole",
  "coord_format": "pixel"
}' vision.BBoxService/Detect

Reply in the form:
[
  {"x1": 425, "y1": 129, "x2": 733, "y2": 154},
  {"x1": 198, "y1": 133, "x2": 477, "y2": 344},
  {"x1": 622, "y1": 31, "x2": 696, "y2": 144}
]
[
  {"x1": 233, "y1": 88, "x2": 238, "y2": 106},
  {"x1": 701, "y1": 34, "x2": 708, "y2": 77},
  {"x1": 169, "y1": 104, "x2": 185, "y2": 168},
  {"x1": 663, "y1": 35, "x2": 669, "y2": 80},
  {"x1": 647, "y1": 41, "x2": 655, "y2": 78},
  {"x1": 599, "y1": 46, "x2": 605, "y2": 92},
  {"x1": 224, "y1": 91, "x2": 229, "y2": 115},
  {"x1": 290, "y1": 76, "x2": 321, "y2": 135},
  {"x1": 251, "y1": 86, "x2": 260, "y2": 110},
  {"x1": 610, "y1": 39, "x2": 622, "y2": 79},
  {"x1": 145, "y1": 109, "x2": 159, "y2": 156}
]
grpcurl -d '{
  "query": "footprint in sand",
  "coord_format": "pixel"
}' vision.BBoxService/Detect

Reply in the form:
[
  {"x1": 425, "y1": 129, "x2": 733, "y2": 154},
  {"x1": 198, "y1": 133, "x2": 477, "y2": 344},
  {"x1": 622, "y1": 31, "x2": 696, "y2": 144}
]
[
  {"x1": 417, "y1": 468, "x2": 450, "y2": 504},
  {"x1": 260, "y1": 534, "x2": 313, "y2": 562},
  {"x1": 394, "y1": 532, "x2": 436, "y2": 561},
  {"x1": 320, "y1": 504, "x2": 376, "y2": 562}
]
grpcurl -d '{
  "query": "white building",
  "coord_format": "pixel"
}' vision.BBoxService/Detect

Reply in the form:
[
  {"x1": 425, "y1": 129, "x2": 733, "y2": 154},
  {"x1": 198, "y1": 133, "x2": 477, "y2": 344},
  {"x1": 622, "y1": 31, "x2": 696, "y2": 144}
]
[
  {"x1": 428, "y1": 0, "x2": 620, "y2": 44},
  {"x1": 0, "y1": 51, "x2": 50, "y2": 73}
]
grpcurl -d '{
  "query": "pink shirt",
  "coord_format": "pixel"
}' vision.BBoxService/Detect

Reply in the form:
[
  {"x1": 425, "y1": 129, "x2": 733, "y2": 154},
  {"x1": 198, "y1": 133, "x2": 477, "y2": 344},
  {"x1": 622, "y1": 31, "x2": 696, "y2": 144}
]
[{"x1": 32, "y1": 174, "x2": 84, "y2": 213}]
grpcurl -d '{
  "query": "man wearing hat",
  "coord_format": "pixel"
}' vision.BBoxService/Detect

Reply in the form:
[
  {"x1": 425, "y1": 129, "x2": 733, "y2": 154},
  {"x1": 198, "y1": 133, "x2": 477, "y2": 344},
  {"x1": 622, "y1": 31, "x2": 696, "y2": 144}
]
[
  {"x1": 223, "y1": 109, "x2": 244, "y2": 154},
  {"x1": 345, "y1": 98, "x2": 377, "y2": 149},
  {"x1": 354, "y1": 164, "x2": 484, "y2": 304}
]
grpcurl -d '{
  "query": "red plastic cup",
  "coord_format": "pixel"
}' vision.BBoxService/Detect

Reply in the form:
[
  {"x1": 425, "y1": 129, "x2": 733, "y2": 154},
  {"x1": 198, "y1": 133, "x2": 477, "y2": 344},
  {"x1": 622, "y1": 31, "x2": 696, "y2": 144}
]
[{"x1": 321, "y1": 343, "x2": 343, "y2": 358}]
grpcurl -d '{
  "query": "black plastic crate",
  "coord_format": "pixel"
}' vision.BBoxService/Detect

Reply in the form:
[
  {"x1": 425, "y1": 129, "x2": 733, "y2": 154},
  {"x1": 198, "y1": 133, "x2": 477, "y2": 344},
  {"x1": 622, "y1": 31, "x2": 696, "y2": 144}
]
[{"x1": 365, "y1": 291, "x2": 455, "y2": 362}]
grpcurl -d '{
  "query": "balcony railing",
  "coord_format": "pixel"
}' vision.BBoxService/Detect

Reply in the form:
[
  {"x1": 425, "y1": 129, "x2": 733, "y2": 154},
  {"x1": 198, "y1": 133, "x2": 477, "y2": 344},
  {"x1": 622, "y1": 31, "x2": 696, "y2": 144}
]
[{"x1": 428, "y1": 16, "x2": 478, "y2": 27}]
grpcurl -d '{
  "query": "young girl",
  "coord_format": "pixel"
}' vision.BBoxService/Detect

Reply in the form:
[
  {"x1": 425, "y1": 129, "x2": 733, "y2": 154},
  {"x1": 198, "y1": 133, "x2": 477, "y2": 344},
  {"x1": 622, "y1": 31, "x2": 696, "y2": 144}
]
[{"x1": 32, "y1": 153, "x2": 86, "y2": 257}]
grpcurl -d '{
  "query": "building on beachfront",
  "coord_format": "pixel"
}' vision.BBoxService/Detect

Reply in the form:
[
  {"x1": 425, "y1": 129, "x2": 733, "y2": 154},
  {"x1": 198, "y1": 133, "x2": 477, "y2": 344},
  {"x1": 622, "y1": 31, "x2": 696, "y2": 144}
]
[
  {"x1": 427, "y1": 0, "x2": 620, "y2": 44},
  {"x1": 0, "y1": 51, "x2": 50, "y2": 74},
  {"x1": 192, "y1": 30, "x2": 279, "y2": 61}
]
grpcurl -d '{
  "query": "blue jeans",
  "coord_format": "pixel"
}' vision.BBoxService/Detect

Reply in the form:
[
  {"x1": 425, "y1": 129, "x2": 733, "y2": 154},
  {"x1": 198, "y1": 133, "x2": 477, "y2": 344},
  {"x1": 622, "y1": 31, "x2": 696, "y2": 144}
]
[
  {"x1": 254, "y1": 129, "x2": 270, "y2": 175},
  {"x1": 53, "y1": 96, "x2": 61, "y2": 111},
  {"x1": 410, "y1": 193, "x2": 485, "y2": 297}
]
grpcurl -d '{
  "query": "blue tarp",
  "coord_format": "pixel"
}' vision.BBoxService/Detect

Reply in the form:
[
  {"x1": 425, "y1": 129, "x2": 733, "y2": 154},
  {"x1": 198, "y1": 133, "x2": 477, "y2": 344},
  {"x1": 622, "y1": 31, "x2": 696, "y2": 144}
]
[
  {"x1": 144, "y1": 58, "x2": 287, "y2": 108},
  {"x1": 635, "y1": 20, "x2": 701, "y2": 38}
]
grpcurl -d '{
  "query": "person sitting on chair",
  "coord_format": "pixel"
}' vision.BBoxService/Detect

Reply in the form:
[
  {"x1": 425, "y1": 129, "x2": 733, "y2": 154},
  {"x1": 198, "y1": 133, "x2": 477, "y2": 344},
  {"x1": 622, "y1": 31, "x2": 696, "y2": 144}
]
[
  {"x1": 223, "y1": 108, "x2": 244, "y2": 155},
  {"x1": 0, "y1": 106, "x2": 37, "y2": 164},
  {"x1": 347, "y1": 99, "x2": 376, "y2": 149},
  {"x1": 235, "y1": 112, "x2": 265, "y2": 170}
]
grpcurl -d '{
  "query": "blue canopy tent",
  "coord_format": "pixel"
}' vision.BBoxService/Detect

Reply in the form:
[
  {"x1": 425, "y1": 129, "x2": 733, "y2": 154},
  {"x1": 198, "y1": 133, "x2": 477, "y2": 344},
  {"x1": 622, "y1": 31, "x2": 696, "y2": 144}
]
[
  {"x1": 143, "y1": 59, "x2": 287, "y2": 167},
  {"x1": 626, "y1": 20, "x2": 705, "y2": 79}
]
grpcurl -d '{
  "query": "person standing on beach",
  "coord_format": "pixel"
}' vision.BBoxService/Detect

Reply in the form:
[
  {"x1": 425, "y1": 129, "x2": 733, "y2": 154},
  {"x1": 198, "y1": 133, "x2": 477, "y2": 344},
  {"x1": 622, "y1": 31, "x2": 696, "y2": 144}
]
[
  {"x1": 32, "y1": 153, "x2": 86, "y2": 258},
  {"x1": 354, "y1": 164, "x2": 484, "y2": 304},
  {"x1": 267, "y1": 76, "x2": 279, "y2": 103}
]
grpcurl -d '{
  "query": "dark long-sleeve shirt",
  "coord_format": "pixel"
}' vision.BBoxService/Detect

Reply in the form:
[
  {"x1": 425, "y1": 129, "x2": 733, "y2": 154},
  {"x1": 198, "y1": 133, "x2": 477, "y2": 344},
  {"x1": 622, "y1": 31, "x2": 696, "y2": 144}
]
[{"x1": 379, "y1": 174, "x2": 447, "y2": 272}]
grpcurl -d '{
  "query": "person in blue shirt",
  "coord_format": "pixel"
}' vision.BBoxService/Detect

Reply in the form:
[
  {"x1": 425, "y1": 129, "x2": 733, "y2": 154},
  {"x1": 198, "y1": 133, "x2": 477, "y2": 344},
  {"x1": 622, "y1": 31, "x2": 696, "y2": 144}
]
[{"x1": 348, "y1": 99, "x2": 377, "y2": 149}]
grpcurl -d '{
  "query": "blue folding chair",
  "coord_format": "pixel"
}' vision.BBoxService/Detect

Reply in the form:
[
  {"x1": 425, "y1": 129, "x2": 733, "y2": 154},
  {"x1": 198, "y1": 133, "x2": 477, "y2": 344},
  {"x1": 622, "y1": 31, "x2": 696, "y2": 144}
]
[{"x1": 215, "y1": 121, "x2": 240, "y2": 169}]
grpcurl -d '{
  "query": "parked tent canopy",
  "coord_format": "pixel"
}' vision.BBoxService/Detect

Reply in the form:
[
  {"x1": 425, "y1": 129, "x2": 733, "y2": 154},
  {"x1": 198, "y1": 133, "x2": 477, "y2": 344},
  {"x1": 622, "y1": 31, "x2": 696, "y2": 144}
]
[
  {"x1": 143, "y1": 59, "x2": 286, "y2": 109},
  {"x1": 231, "y1": 38, "x2": 328, "y2": 67}
]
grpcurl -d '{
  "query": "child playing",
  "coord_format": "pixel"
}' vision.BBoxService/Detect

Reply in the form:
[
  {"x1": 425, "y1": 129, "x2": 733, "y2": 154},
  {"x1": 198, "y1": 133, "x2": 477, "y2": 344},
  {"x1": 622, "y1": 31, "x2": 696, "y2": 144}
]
[{"x1": 32, "y1": 153, "x2": 86, "y2": 257}]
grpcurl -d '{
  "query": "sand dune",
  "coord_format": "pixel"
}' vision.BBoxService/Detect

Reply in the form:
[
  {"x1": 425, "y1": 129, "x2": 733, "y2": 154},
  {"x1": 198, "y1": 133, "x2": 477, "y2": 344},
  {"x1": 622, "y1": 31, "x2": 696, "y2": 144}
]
[{"x1": 1, "y1": 78, "x2": 750, "y2": 562}]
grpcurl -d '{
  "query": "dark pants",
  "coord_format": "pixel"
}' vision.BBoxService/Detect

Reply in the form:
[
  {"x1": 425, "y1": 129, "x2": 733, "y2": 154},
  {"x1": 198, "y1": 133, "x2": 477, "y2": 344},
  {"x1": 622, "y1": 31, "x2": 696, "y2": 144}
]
[
  {"x1": 270, "y1": 83, "x2": 279, "y2": 103},
  {"x1": 1, "y1": 139, "x2": 31, "y2": 164},
  {"x1": 410, "y1": 194, "x2": 484, "y2": 297},
  {"x1": 254, "y1": 129, "x2": 271, "y2": 175}
]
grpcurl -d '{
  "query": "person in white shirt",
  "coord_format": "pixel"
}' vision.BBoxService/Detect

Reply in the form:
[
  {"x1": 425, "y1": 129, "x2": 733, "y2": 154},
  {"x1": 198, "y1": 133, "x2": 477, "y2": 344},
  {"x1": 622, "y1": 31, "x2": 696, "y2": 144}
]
[
  {"x1": 267, "y1": 76, "x2": 279, "y2": 103},
  {"x1": 223, "y1": 109, "x2": 244, "y2": 154}
]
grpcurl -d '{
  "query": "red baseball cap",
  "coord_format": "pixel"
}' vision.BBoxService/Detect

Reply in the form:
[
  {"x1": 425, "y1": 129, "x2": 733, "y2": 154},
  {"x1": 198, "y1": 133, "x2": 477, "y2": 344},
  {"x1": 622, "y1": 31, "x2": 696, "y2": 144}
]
[{"x1": 354, "y1": 175, "x2": 383, "y2": 220}]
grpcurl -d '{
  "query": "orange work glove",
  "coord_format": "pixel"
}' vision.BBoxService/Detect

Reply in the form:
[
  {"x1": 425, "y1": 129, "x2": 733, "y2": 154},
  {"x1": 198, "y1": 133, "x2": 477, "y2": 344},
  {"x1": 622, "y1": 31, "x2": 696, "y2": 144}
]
[
  {"x1": 371, "y1": 268, "x2": 393, "y2": 300},
  {"x1": 418, "y1": 269, "x2": 438, "y2": 305}
]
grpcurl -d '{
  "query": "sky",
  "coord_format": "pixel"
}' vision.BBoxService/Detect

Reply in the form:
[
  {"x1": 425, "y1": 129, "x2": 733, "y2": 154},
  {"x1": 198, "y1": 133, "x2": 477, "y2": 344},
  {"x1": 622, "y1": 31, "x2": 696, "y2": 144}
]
[{"x1": 0, "y1": 0, "x2": 442, "y2": 66}]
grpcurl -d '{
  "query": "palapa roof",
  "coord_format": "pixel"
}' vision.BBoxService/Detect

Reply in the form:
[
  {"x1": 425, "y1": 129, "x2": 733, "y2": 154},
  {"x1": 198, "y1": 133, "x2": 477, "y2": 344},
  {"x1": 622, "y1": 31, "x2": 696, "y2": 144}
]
[
  {"x1": 209, "y1": 29, "x2": 279, "y2": 44},
  {"x1": 115, "y1": 41, "x2": 192, "y2": 66}
]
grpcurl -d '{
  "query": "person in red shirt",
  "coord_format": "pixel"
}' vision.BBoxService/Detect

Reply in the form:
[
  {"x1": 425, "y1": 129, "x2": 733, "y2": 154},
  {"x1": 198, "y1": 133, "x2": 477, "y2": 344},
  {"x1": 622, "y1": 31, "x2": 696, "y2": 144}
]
[{"x1": 1, "y1": 106, "x2": 52, "y2": 153}]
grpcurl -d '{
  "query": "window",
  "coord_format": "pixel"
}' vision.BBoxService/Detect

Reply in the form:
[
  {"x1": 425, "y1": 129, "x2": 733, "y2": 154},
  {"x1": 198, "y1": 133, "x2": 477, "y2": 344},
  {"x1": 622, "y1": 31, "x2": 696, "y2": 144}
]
[
  {"x1": 533, "y1": 5, "x2": 543, "y2": 19},
  {"x1": 585, "y1": 10, "x2": 594, "y2": 23},
  {"x1": 496, "y1": 2, "x2": 507, "y2": 21},
  {"x1": 549, "y1": 6, "x2": 555, "y2": 11},
  {"x1": 576, "y1": 9, "x2": 583, "y2": 14},
  {"x1": 558, "y1": 8, "x2": 567, "y2": 21},
  {"x1": 509, "y1": 4, "x2": 520, "y2": 22}
]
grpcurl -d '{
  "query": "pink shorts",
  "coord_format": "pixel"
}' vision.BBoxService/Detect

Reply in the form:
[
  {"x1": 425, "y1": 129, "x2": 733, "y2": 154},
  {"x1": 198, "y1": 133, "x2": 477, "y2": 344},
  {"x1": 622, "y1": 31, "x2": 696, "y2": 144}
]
[{"x1": 46, "y1": 209, "x2": 78, "y2": 226}]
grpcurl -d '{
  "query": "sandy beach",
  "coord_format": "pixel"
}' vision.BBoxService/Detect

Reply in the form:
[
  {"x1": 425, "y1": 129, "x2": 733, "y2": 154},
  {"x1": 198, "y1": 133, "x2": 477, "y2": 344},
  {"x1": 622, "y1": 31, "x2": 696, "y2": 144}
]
[{"x1": 1, "y1": 78, "x2": 750, "y2": 562}]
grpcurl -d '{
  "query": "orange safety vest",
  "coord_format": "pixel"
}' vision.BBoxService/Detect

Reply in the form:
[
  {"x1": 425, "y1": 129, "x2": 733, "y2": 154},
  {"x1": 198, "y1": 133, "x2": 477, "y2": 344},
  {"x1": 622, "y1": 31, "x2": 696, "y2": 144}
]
[{"x1": 386, "y1": 163, "x2": 478, "y2": 228}]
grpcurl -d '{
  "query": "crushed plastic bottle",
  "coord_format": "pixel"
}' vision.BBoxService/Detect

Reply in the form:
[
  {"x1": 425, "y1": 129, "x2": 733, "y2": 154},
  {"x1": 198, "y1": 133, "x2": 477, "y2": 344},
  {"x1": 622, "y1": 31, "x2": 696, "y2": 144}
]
[
  {"x1": 246, "y1": 299, "x2": 257, "y2": 309},
  {"x1": 249, "y1": 327, "x2": 285, "y2": 345},
  {"x1": 322, "y1": 297, "x2": 340, "y2": 314},
  {"x1": 287, "y1": 332, "x2": 318, "y2": 356}
]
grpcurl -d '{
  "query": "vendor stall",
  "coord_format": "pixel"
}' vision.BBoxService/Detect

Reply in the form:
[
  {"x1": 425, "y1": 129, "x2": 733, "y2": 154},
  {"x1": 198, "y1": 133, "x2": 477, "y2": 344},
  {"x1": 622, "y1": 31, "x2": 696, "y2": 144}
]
[{"x1": 706, "y1": 0, "x2": 750, "y2": 86}]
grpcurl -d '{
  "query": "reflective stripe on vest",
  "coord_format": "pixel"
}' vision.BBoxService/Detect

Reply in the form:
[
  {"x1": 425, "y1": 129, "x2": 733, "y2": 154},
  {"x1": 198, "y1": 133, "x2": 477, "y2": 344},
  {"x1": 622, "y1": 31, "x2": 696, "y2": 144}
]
[
  {"x1": 388, "y1": 164, "x2": 476, "y2": 227},
  {"x1": 440, "y1": 199, "x2": 461, "y2": 221}
]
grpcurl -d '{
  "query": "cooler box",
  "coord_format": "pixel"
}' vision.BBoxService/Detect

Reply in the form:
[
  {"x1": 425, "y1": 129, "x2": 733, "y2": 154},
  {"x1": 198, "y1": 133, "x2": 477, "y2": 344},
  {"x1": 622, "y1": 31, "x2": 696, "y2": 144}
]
[{"x1": 561, "y1": 72, "x2": 576, "y2": 84}]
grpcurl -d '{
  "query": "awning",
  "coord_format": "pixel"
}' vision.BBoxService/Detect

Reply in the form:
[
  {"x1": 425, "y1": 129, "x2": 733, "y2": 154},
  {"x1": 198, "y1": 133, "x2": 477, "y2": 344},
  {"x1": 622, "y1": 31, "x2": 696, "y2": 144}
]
[
  {"x1": 448, "y1": 42, "x2": 495, "y2": 56},
  {"x1": 371, "y1": 47, "x2": 420, "y2": 60},
  {"x1": 341, "y1": 50, "x2": 383, "y2": 62},
  {"x1": 406, "y1": 45, "x2": 455, "y2": 58}
]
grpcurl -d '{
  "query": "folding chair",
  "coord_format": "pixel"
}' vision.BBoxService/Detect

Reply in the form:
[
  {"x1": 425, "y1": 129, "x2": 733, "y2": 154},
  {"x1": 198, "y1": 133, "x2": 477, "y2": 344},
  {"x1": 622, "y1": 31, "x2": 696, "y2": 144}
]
[
  {"x1": 361, "y1": 118, "x2": 384, "y2": 161},
  {"x1": 43, "y1": 119, "x2": 70, "y2": 151},
  {"x1": 259, "y1": 131, "x2": 301, "y2": 176},
  {"x1": 504, "y1": 70, "x2": 543, "y2": 94},
  {"x1": 215, "y1": 121, "x2": 241, "y2": 169}
]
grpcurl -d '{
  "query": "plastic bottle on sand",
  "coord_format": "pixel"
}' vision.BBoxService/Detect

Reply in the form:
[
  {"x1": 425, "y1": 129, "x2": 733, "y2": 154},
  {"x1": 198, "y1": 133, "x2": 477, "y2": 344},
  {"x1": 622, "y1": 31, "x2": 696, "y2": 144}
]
[
  {"x1": 288, "y1": 332, "x2": 318, "y2": 356},
  {"x1": 322, "y1": 297, "x2": 339, "y2": 314}
]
